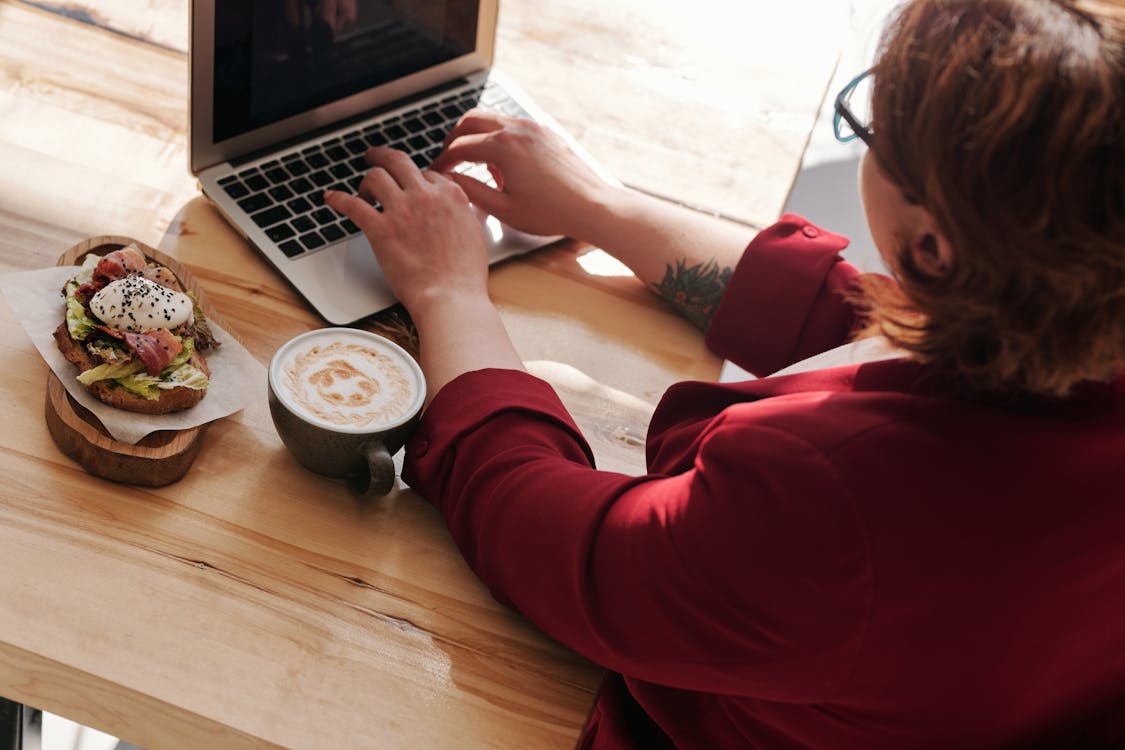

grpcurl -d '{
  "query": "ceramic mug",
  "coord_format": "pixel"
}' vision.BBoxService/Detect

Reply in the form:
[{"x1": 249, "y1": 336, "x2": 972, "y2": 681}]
[{"x1": 268, "y1": 328, "x2": 425, "y2": 496}]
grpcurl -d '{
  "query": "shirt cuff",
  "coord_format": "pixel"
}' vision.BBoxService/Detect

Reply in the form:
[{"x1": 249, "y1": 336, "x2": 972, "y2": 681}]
[
  {"x1": 705, "y1": 214, "x2": 856, "y2": 376},
  {"x1": 403, "y1": 368, "x2": 595, "y2": 490}
]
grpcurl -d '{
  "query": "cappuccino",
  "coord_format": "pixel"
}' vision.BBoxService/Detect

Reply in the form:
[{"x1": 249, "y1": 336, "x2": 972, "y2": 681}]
[{"x1": 270, "y1": 329, "x2": 423, "y2": 431}]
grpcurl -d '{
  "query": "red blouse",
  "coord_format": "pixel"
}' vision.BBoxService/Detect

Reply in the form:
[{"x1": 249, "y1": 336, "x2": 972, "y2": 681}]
[{"x1": 403, "y1": 215, "x2": 1125, "y2": 749}]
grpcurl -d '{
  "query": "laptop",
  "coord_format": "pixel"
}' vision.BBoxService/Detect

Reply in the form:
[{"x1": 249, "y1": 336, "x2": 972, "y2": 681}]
[{"x1": 189, "y1": 0, "x2": 613, "y2": 324}]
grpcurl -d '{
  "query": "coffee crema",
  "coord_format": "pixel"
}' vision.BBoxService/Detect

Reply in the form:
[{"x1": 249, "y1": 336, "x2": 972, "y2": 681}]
[{"x1": 277, "y1": 337, "x2": 420, "y2": 430}]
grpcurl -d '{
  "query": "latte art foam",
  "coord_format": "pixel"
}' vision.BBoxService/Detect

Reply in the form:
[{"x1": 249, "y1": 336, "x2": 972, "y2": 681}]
[{"x1": 280, "y1": 339, "x2": 419, "y2": 429}]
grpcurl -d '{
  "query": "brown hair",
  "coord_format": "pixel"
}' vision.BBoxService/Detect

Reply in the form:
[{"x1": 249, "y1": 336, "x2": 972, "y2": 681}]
[{"x1": 858, "y1": 0, "x2": 1125, "y2": 395}]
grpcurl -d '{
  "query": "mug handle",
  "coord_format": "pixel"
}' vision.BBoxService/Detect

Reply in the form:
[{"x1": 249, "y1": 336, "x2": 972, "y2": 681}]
[{"x1": 349, "y1": 439, "x2": 395, "y2": 497}]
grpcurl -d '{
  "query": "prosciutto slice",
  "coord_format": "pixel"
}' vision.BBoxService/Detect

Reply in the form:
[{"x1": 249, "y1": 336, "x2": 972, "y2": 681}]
[
  {"x1": 92, "y1": 245, "x2": 147, "y2": 286},
  {"x1": 127, "y1": 328, "x2": 183, "y2": 376},
  {"x1": 141, "y1": 264, "x2": 185, "y2": 292},
  {"x1": 95, "y1": 325, "x2": 182, "y2": 376}
]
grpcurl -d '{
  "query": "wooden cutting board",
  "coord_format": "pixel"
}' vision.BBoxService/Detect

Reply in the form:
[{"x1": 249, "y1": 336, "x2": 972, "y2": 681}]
[{"x1": 44, "y1": 235, "x2": 221, "y2": 486}]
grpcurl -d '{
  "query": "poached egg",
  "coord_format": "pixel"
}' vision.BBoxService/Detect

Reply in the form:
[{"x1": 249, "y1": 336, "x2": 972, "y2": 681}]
[{"x1": 89, "y1": 275, "x2": 194, "y2": 333}]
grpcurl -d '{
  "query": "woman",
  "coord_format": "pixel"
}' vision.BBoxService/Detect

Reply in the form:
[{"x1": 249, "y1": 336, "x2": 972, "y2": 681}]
[{"x1": 326, "y1": 0, "x2": 1125, "y2": 746}]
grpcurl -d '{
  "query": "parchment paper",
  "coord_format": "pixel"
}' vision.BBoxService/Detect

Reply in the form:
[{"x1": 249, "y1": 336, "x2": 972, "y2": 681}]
[{"x1": 0, "y1": 265, "x2": 266, "y2": 444}]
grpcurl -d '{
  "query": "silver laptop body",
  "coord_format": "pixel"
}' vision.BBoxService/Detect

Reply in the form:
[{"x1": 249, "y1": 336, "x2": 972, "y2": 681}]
[{"x1": 189, "y1": 0, "x2": 607, "y2": 324}]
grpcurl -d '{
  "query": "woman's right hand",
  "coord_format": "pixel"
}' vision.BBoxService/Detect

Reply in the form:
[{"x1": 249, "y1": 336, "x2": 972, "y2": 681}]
[{"x1": 429, "y1": 110, "x2": 619, "y2": 241}]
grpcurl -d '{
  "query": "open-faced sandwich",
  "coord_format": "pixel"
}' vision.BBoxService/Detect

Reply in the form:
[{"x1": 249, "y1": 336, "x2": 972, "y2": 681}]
[{"x1": 53, "y1": 244, "x2": 220, "y2": 414}]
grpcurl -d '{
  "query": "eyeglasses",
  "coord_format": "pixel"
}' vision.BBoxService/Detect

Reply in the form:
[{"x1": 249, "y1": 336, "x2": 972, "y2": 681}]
[{"x1": 834, "y1": 68, "x2": 874, "y2": 147}]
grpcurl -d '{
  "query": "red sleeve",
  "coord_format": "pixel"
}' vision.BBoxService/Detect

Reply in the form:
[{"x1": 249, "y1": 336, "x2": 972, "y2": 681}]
[
  {"x1": 403, "y1": 369, "x2": 870, "y2": 699},
  {"x1": 706, "y1": 214, "x2": 863, "y2": 376}
]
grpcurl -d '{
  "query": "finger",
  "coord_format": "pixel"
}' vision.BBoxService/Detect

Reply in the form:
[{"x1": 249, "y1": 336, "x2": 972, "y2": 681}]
[
  {"x1": 430, "y1": 111, "x2": 507, "y2": 172},
  {"x1": 444, "y1": 170, "x2": 510, "y2": 217},
  {"x1": 323, "y1": 190, "x2": 380, "y2": 232},
  {"x1": 443, "y1": 109, "x2": 506, "y2": 146},
  {"x1": 487, "y1": 163, "x2": 505, "y2": 192},
  {"x1": 356, "y1": 166, "x2": 401, "y2": 206},
  {"x1": 365, "y1": 146, "x2": 424, "y2": 188},
  {"x1": 429, "y1": 131, "x2": 508, "y2": 174}
]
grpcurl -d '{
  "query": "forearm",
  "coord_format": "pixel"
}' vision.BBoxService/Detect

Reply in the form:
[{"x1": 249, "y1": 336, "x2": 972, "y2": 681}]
[
  {"x1": 410, "y1": 291, "x2": 524, "y2": 408},
  {"x1": 573, "y1": 185, "x2": 755, "y2": 329}
]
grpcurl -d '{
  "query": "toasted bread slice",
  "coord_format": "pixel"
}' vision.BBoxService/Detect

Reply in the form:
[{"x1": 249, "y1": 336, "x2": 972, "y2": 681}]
[{"x1": 53, "y1": 322, "x2": 209, "y2": 414}]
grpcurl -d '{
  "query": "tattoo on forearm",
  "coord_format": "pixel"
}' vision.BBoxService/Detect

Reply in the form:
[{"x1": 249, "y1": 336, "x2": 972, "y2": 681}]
[{"x1": 653, "y1": 258, "x2": 733, "y2": 331}]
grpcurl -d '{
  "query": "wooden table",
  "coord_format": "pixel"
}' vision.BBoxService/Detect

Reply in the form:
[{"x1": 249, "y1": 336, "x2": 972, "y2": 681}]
[{"x1": 0, "y1": 1, "x2": 841, "y2": 747}]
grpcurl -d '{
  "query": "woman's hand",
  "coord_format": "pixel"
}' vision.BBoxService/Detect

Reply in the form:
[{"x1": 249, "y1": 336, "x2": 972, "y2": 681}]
[
  {"x1": 429, "y1": 110, "x2": 619, "y2": 241},
  {"x1": 325, "y1": 146, "x2": 524, "y2": 404},
  {"x1": 324, "y1": 147, "x2": 490, "y2": 318}
]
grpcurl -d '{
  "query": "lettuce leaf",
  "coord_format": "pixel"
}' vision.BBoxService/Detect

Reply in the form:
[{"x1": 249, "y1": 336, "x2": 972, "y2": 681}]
[
  {"x1": 155, "y1": 363, "x2": 209, "y2": 390},
  {"x1": 76, "y1": 358, "x2": 146, "y2": 387},
  {"x1": 74, "y1": 253, "x2": 100, "y2": 285},
  {"x1": 65, "y1": 289, "x2": 98, "y2": 341},
  {"x1": 119, "y1": 362, "x2": 210, "y2": 399},
  {"x1": 76, "y1": 335, "x2": 207, "y2": 400},
  {"x1": 64, "y1": 255, "x2": 104, "y2": 340}
]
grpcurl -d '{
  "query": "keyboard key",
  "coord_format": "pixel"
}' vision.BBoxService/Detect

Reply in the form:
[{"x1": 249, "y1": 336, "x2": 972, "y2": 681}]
[
  {"x1": 365, "y1": 131, "x2": 388, "y2": 147},
  {"x1": 309, "y1": 170, "x2": 333, "y2": 187},
  {"x1": 310, "y1": 191, "x2": 326, "y2": 207},
  {"x1": 261, "y1": 159, "x2": 280, "y2": 171},
  {"x1": 264, "y1": 167, "x2": 289, "y2": 184},
  {"x1": 288, "y1": 176, "x2": 314, "y2": 195},
  {"x1": 279, "y1": 239, "x2": 304, "y2": 258},
  {"x1": 425, "y1": 127, "x2": 446, "y2": 144},
  {"x1": 344, "y1": 139, "x2": 367, "y2": 154},
  {"x1": 281, "y1": 152, "x2": 301, "y2": 163},
  {"x1": 407, "y1": 135, "x2": 429, "y2": 151},
  {"x1": 293, "y1": 215, "x2": 315, "y2": 233},
  {"x1": 299, "y1": 231, "x2": 326, "y2": 250},
  {"x1": 237, "y1": 193, "x2": 272, "y2": 214},
  {"x1": 403, "y1": 117, "x2": 426, "y2": 133},
  {"x1": 243, "y1": 173, "x2": 269, "y2": 192},
  {"x1": 224, "y1": 182, "x2": 249, "y2": 199},
  {"x1": 385, "y1": 124, "x2": 407, "y2": 140},
  {"x1": 287, "y1": 160, "x2": 311, "y2": 176},
  {"x1": 250, "y1": 205, "x2": 291, "y2": 228},
  {"x1": 422, "y1": 110, "x2": 444, "y2": 127},
  {"x1": 410, "y1": 152, "x2": 428, "y2": 168},
  {"x1": 218, "y1": 174, "x2": 238, "y2": 186},
  {"x1": 325, "y1": 145, "x2": 349, "y2": 162},
  {"x1": 266, "y1": 223, "x2": 296, "y2": 242},
  {"x1": 440, "y1": 104, "x2": 463, "y2": 120},
  {"x1": 268, "y1": 184, "x2": 294, "y2": 202},
  {"x1": 307, "y1": 152, "x2": 329, "y2": 169},
  {"x1": 287, "y1": 196, "x2": 313, "y2": 215},
  {"x1": 312, "y1": 207, "x2": 336, "y2": 226},
  {"x1": 329, "y1": 163, "x2": 352, "y2": 179},
  {"x1": 341, "y1": 218, "x2": 360, "y2": 234},
  {"x1": 348, "y1": 155, "x2": 368, "y2": 172},
  {"x1": 321, "y1": 224, "x2": 345, "y2": 242}
]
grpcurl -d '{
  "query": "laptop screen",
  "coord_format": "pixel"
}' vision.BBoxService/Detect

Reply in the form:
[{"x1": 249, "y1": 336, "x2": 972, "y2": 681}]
[{"x1": 214, "y1": 0, "x2": 479, "y2": 142}]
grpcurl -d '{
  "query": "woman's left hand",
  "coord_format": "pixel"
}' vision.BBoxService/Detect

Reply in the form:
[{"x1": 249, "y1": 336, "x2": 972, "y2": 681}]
[{"x1": 324, "y1": 147, "x2": 491, "y2": 319}]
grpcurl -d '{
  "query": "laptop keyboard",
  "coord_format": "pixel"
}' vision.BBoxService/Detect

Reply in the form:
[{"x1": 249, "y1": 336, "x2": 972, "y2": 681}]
[{"x1": 215, "y1": 79, "x2": 528, "y2": 259}]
